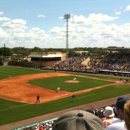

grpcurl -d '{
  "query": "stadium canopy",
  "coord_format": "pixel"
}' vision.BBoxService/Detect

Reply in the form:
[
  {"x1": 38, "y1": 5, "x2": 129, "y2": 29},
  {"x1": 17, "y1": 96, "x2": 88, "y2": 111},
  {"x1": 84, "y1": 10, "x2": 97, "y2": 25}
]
[
  {"x1": 104, "y1": 47, "x2": 130, "y2": 53},
  {"x1": 28, "y1": 54, "x2": 63, "y2": 58}
]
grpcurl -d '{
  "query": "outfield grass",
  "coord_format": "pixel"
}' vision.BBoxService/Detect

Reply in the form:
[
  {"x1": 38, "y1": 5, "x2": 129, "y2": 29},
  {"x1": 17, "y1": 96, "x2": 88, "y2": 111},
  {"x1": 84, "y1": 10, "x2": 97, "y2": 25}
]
[
  {"x1": 0, "y1": 66, "x2": 45, "y2": 80},
  {"x1": 0, "y1": 66, "x2": 130, "y2": 125},
  {"x1": 28, "y1": 76, "x2": 109, "y2": 92}
]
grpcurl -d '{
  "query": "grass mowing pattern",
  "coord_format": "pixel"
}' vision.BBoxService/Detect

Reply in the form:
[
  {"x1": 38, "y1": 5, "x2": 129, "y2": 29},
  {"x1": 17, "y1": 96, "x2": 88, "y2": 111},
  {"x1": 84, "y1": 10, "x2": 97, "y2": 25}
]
[
  {"x1": 68, "y1": 71, "x2": 121, "y2": 81},
  {"x1": 0, "y1": 66, "x2": 45, "y2": 80},
  {"x1": 0, "y1": 66, "x2": 130, "y2": 125},
  {"x1": 28, "y1": 76, "x2": 109, "y2": 92}
]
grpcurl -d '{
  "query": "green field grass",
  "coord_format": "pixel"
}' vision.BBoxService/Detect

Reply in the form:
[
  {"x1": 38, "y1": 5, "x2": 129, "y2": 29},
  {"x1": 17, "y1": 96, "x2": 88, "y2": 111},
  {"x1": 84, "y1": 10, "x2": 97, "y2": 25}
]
[
  {"x1": 0, "y1": 66, "x2": 45, "y2": 80},
  {"x1": 28, "y1": 76, "x2": 109, "y2": 91},
  {"x1": 0, "y1": 66, "x2": 130, "y2": 126}
]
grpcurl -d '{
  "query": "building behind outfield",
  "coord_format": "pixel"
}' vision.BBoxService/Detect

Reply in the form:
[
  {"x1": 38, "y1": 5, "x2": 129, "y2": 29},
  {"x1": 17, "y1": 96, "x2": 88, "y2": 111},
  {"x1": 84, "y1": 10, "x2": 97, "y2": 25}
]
[
  {"x1": 9, "y1": 51, "x2": 66, "y2": 68},
  {"x1": 28, "y1": 51, "x2": 66, "y2": 66}
]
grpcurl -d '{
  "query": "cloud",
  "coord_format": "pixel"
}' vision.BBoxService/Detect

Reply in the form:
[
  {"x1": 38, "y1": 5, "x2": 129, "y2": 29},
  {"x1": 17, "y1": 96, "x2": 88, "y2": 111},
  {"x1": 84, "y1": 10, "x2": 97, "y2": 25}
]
[
  {"x1": 0, "y1": 17, "x2": 11, "y2": 22},
  {"x1": 0, "y1": 28, "x2": 7, "y2": 37},
  {"x1": 88, "y1": 13, "x2": 118, "y2": 22},
  {"x1": 49, "y1": 26, "x2": 64, "y2": 35},
  {"x1": 124, "y1": 5, "x2": 130, "y2": 12},
  {"x1": 37, "y1": 14, "x2": 46, "y2": 18},
  {"x1": 1, "y1": 19, "x2": 27, "y2": 29},
  {"x1": 0, "y1": 12, "x2": 130, "y2": 48},
  {"x1": 115, "y1": 11, "x2": 121, "y2": 15},
  {"x1": 59, "y1": 16, "x2": 63, "y2": 20},
  {"x1": 70, "y1": 13, "x2": 118, "y2": 25},
  {"x1": 0, "y1": 11, "x2": 3, "y2": 15},
  {"x1": 0, "y1": 12, "x2": 11, "y2": 22}
]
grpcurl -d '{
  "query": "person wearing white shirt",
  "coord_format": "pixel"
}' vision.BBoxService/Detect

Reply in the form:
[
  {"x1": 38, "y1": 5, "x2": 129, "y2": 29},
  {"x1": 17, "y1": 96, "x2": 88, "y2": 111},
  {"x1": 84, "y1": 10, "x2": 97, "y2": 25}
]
[
  {"x1": 106, "y1": 96, "x2": 130, "y2": 130},
  {"x1": 103, "y1": 106, "x2": 118, "y2": 128},
  {"x1": 57, "y1": 87, "x2": 60, "y2": 92}
]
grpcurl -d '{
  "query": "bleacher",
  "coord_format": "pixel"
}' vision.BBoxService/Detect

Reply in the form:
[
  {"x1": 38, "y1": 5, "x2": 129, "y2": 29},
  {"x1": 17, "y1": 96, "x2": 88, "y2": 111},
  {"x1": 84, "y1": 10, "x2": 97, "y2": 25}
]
[{"x1": 12, "y1": 104, "x2": 117, "y2": 130}]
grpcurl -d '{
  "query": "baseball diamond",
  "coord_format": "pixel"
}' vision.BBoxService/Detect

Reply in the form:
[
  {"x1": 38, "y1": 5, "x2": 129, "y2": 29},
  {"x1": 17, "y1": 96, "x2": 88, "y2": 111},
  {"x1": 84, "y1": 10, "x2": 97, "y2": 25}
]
[{"x1": 0, "y1": 72, "x2": 119, "y2": 104}]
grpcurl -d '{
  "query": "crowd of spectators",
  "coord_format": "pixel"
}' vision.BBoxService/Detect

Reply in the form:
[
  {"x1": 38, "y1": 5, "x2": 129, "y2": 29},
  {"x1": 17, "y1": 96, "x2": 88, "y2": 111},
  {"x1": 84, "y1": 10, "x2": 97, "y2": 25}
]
[
  {"x1": 59, "y1": 57, "x2": 87, "y2": 65},
  {"x1": 98, "y1": 53, "x2": 130, "y2": 71},
  {"x1": 44, "y1": 53, "x2": 130, "y2": 77},
  {"x1": 44, "y1": 56, "x2": 98, "y2": 73},
  {"x1": 18, "y1": 118, "x2": 58, "y2": 130}
]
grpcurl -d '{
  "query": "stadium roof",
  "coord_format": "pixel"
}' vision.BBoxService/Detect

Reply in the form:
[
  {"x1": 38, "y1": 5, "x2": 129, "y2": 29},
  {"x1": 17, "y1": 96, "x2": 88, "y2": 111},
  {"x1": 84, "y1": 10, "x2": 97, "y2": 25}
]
[
  {"x1": 104, "y1": 47, "x2": 130, "y2": 53},
  {"x1": 28, "y1": 54, "x2": 62, "y2": 58}
]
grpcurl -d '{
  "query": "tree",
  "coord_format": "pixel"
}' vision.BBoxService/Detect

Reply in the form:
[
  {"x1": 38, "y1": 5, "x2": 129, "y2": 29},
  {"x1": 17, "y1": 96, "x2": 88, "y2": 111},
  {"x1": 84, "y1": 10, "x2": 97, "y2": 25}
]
[
  {"x1": 31, "y1": 47, "x2": 42, "y2": 52},
  {"x1": 69, "y1": 49, "x2": 78, "y2": 57},
  {"x1": 12, "y1": 47, "x2": 31, "y2": 58},
  {"x1": 0, "y1": 47, "x2": 13, "y2": 56}
]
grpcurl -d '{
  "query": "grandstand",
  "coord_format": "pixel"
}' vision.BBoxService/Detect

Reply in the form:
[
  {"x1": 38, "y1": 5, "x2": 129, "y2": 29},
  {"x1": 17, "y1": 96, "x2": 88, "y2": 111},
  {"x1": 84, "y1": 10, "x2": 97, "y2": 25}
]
[
  {"x1": 97, "y1": 48, "x2": 130, "y2": 76},
  {"x1": 44, "y1": 48, "x2": 130, "y2": 76}
]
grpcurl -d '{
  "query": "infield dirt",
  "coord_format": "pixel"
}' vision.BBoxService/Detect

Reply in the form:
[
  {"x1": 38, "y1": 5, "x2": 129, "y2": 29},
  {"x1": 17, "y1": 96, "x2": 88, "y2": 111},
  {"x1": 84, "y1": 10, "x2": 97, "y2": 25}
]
[{"x1": 0, "y1": 72, "x2": 118, "y2": 104}]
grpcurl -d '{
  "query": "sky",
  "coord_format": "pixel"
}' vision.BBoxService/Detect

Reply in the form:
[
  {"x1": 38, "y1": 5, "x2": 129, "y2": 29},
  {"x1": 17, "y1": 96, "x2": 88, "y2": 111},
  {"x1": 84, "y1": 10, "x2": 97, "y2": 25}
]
[{"x1": 0, "y1": 0, "x2": 130, "y2": 49}]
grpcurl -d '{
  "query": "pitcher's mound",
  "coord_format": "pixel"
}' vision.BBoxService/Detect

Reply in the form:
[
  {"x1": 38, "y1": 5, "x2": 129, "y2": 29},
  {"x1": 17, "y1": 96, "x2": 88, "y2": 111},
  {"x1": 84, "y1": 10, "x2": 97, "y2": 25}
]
[{"x1": 65, "y1": 80, "x2": 79, "y2": 83}]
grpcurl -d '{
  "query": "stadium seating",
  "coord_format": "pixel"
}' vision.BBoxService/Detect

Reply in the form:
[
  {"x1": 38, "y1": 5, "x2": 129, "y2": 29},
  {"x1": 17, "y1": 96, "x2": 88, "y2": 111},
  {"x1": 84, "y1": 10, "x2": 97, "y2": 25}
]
[{"x1": 13, "y1": 104, "x2": 117, "y2": 130}]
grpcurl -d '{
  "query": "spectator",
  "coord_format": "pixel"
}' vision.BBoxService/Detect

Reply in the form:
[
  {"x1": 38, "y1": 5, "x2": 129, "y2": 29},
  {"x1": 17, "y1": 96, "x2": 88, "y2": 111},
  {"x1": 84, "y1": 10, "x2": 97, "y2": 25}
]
[
  {"x1": 124, "y1": 100, "x2": 130, "y2": 130},
  {"x1": 52, "y1": 110, "x2": 104, "y2": 130},
  {"x1": 106, "y1": 96, "x2": 130, "y2": 130},
  {"x1": 39, "y1": 124, "x2": 44, "y2": 130},
  {"x1": 98, "y1": 108, "x2": 105, "y2": 121},
  {"x1": 102, "y1": 106, "x2": 118, "y2": 128}
]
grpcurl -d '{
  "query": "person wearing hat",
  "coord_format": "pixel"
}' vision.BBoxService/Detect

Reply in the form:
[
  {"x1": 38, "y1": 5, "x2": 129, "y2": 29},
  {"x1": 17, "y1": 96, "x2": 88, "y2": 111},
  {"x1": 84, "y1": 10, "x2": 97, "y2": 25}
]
[
  {"x1": 52, "y1": 110, "x2": 104, "y2": 130},
  {"x1": 106, "y1": 96, "x2": 130, "y2": 130},
  {"x1": 102, "y1": 106, "x2": 118, "y2": 128}
]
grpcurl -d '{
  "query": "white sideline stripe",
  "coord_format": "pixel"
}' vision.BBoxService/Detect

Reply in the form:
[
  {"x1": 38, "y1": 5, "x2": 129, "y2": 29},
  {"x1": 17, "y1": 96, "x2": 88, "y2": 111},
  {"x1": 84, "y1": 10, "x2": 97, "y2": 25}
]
[
  {"x1": 78, "y1": 94, "x2": 95, "y2": 99},
  {"x1": 0, "y1": 103, "x2": 30, "y2": 112},
  {"x1": 0, "y1": 93, "x2": 69, "y2": 112}
]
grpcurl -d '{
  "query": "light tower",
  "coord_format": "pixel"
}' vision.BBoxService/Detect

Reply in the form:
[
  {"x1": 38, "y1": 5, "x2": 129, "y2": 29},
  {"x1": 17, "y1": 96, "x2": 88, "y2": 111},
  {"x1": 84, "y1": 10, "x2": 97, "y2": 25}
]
[{"x1": 64, "y1": 13, "x2": 70, "y2": 59}]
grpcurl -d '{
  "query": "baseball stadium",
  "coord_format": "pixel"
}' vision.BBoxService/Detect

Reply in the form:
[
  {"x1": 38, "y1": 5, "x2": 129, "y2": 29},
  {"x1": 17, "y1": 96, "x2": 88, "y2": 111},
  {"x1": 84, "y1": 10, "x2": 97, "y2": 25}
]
[
  {"x1": 1, "y1": 1, "x2": 130, "y2": 129},
  {"x1": 0, "y1": 49, "x2": 130, "y2": 130}
]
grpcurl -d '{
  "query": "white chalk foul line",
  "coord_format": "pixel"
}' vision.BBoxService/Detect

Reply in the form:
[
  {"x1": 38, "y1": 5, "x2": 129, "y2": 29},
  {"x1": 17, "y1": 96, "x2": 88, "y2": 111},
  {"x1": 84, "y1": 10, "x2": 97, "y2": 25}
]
[
  {"x1": 77, "y1": 94, "x2": 95, "y2": 99},
  {"x1": 0, "y1": 103, "x2": 30, "y2": 112}
]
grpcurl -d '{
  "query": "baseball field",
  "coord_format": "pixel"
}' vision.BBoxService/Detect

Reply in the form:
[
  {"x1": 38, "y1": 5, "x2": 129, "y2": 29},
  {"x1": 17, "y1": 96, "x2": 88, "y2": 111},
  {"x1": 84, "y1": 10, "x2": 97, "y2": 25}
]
[{"x1": 0, "y1": 66, "x2": 130, "y2": 126}]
